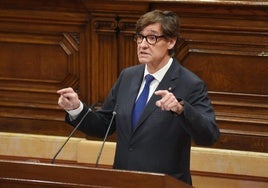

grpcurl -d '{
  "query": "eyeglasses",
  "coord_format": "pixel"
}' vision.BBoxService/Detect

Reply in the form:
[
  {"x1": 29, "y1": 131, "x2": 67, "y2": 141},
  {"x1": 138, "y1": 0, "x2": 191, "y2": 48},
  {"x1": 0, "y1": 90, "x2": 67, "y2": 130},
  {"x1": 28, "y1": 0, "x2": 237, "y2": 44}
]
[{"x1": 134, "y1": 34, "x2": 165, "y2": 45}]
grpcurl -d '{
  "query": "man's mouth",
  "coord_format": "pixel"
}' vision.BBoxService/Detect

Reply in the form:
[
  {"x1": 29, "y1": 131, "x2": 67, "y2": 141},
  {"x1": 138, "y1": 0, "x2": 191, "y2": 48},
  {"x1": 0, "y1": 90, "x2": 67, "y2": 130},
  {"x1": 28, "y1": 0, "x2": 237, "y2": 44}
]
[{"x1": 140, "y1": 51, "x2": 149, "y2": 55}]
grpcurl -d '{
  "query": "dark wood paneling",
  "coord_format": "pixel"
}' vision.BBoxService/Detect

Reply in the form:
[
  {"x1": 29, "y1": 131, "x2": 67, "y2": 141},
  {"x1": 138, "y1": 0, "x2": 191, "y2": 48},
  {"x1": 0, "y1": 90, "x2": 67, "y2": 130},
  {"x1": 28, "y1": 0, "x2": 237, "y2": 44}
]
[
  {"x1": 169, "y1": 2, "x2": 268, "y2": 152},
  {"x1": 90, "y1": 13, "x2": 119, "y2": 103},
  {"x1": 0, "y1": 4, "x2": 89, "y2": 136},
  {"x1": 0, "y1": 0, "x2": 267, "y2": 153}
]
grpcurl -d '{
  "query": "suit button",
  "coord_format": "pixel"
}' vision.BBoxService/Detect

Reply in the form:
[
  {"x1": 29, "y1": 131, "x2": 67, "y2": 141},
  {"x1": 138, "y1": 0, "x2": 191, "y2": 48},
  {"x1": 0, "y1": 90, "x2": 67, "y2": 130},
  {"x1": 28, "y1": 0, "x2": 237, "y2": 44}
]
[{"x1": 128, "y1": 147, "x2": 134, "y2": 151}]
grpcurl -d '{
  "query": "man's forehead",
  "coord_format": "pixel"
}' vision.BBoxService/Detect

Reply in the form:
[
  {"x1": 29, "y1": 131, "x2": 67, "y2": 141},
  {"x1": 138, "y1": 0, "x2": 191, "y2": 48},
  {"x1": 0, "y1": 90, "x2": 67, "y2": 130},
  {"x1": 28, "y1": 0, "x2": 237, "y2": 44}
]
[{"x1": 141, "y1": 23, "x2": 162, "y2": 34}]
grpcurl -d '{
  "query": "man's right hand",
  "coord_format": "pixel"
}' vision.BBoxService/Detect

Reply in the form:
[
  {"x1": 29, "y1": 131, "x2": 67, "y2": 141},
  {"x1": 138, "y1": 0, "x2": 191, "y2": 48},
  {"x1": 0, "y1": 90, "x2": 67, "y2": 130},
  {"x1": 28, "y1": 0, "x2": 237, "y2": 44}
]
[{"x1": 57, "y1": 87, "x2": 81, "y2": 111}]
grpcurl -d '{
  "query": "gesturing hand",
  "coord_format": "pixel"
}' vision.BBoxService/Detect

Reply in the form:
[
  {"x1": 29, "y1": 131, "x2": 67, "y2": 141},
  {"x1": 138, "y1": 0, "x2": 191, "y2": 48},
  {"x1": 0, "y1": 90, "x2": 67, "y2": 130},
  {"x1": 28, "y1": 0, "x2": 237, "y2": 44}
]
[
  {"x1": 155, "y1": 90, "x2": 184, "y2": 115},
  {"x1": 57, "y1": 87, "x2": 81, "y2": 111}
]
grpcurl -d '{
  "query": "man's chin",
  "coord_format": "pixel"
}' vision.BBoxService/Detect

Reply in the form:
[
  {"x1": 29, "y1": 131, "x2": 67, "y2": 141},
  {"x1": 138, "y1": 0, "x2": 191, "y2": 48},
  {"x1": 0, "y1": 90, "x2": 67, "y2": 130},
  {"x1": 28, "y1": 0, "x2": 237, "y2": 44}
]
[{"x1": 138, "y1": 58, "x2": 150, "y2": 65}]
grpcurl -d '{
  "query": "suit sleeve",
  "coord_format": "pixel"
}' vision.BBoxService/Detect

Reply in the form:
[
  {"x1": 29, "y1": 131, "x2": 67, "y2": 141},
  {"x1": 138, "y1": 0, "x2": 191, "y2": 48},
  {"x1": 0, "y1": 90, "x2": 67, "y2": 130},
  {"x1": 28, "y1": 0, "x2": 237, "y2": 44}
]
[
  {"x1": 181, "y1": 81, "x2": 220, "y2": 146},
  {"x1": 64, "y1": 70, "x2": 125, "y2": 138}
]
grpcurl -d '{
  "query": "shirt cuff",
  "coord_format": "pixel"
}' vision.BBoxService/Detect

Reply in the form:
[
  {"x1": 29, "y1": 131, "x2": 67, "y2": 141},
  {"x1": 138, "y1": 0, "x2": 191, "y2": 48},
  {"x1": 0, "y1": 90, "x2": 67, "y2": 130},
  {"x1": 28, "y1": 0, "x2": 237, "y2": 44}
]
[{"x1": 66, "y1": 101, "x2": 83, "y2": 119}]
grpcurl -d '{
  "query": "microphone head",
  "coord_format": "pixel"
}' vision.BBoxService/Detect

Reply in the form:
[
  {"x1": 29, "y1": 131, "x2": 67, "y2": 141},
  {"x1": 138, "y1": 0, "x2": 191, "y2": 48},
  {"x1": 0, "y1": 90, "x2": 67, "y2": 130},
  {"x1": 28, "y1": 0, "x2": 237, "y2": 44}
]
[{"x1": 112, "y1": 104, "x2": 118, "y2": 115}]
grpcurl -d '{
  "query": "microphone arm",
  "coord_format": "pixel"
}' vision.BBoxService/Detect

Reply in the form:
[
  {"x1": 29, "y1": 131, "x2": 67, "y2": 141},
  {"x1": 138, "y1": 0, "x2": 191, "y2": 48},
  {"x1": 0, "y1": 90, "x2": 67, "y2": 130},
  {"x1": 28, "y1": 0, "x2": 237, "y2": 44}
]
[
  {"x1": 95, "y1": 105, "x2": 118, "y2": 167},
  {"x1": 51, "y1": 102, "x2": 98, "y2": 164}
]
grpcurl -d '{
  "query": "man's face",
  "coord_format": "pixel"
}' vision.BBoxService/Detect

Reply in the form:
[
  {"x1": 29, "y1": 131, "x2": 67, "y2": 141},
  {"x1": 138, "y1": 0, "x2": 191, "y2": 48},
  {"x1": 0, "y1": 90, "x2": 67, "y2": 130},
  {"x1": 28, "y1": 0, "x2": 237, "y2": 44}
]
[{"x1": 136, "y1": 23, "x2": 175, "y2": 69}]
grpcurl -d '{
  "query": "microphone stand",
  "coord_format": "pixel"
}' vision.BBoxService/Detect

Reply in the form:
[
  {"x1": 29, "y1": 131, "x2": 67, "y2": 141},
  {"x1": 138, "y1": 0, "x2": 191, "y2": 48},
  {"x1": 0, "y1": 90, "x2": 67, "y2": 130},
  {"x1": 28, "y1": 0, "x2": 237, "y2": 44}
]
[
  {"x1": 95, "y1": 105, "x2": 117, "y2": 167},
  {"x1": 51, "y1": 103, "x2": 97, "y2": 164}
]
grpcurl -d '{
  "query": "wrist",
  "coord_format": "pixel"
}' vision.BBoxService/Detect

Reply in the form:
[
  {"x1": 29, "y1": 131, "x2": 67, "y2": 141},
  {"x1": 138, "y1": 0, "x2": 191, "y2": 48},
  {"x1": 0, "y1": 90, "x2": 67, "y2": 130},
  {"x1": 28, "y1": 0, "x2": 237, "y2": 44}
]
[{"x1": 67, "y1": 101, "x2": 83, "y2": 117}]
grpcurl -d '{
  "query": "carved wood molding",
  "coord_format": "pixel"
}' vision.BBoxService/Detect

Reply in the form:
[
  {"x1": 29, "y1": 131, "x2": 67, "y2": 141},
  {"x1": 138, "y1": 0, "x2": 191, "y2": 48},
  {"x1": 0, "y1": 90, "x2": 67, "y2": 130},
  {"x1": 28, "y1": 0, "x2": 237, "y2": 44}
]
[
  {"x1": 177, "y1": 33, "x2": 268, "y2": 151},
  {"x1": 0, "y1": 32, "x2": 80, "y2": 121}
]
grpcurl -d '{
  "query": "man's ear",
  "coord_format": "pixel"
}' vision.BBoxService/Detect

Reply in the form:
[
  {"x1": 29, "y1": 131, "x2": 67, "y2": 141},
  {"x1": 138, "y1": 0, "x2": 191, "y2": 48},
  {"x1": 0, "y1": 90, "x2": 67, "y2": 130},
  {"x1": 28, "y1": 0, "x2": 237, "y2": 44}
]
[{"x1": 168, "y1": 37, "x2": 177, "y2": 50}]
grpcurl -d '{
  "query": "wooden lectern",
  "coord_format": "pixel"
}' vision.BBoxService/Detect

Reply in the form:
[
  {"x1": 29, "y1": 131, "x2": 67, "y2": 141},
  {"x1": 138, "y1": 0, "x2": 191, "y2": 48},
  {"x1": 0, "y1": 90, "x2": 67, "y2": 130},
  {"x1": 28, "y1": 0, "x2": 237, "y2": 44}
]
[{"x1": 0, "y1": 159, "x2": 192, "y2": 188}]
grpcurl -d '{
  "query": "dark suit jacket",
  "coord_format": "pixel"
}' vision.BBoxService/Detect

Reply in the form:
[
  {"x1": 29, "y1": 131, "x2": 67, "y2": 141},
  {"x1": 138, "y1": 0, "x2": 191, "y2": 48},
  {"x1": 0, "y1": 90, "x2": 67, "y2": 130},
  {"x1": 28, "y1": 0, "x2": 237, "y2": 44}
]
[{"x1": 67, "y1": 58, "x2": 220, "y2": 185}]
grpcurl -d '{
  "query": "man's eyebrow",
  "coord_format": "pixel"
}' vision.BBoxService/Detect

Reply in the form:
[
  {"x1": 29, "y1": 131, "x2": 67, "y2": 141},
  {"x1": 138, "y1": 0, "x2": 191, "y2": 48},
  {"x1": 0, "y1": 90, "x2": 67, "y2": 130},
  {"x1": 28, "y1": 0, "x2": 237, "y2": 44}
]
[{"x1": 142, "y1": 30, "x2": 160, "y2": 35}]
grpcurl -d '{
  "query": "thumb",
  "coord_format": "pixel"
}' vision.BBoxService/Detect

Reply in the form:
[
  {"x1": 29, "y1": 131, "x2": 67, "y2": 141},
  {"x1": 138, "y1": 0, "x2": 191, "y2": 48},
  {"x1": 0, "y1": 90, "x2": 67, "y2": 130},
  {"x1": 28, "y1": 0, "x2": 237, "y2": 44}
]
[{"x1": 155, "y1": 100, "x2": 161, "y2": 107}]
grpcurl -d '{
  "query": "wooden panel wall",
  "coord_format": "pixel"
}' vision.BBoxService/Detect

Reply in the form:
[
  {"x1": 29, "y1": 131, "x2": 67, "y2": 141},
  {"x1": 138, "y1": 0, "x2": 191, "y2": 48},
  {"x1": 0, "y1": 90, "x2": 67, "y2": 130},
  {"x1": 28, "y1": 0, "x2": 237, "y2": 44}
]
[
  {"x1": 0, "y1": 0, "x2": 90, "y2": 137},
  {"x1": 0, "y1": 0, "x2": 267, "y2": 153}
]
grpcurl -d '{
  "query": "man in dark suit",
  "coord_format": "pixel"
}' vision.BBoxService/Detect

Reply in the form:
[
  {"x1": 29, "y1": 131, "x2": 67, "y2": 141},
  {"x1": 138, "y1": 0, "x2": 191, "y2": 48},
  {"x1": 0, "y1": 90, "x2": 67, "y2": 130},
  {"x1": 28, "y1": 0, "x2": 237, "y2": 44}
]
[{"x1": 57, "y1": 10, "x2": 220, "y2": 185}]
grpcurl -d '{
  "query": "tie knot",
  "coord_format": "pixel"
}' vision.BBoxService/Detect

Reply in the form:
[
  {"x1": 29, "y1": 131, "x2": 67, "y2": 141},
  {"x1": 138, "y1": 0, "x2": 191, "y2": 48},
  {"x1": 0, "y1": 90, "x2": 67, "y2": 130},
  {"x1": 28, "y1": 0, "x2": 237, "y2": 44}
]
[{"x1": 145, "y1": 74, "x2": 154, "y2": 84}]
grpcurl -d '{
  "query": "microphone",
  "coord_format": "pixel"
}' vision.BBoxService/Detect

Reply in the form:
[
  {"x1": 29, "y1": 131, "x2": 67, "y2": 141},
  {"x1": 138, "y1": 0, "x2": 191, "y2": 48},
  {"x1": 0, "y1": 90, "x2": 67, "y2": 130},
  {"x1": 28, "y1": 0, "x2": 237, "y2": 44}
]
[
  {"x1": 51, "y1": 102, "x2": 98, "y2": 164},
  {"x1": 95, "y1": 104, "x2": 118, "y2": 167}
]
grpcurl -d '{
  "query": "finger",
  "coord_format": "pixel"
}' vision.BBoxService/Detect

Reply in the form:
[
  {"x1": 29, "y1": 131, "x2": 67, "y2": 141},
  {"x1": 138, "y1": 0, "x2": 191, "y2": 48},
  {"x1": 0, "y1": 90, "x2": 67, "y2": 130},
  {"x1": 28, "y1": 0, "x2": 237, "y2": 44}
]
[
  {"x1": 154, "y1": 90, "x2": 168, "y2": 97},
  {"x1": 57, "y1": 87, "x2": 74, "y2": 95},
  {"x1": 169, "y1": 100, "x2": 179, "y2": 112},
  {"x1": 61, "y1": 92, "x2": 78, "y2": 100},
  {"x1": 58, "y1": 95, "x2": 68, "y2": 108},
  {"x1": 58, "y1": 95, "x2": 76, "y2": 110},
  {"x1": 160, "y1": 92, "x2": 173, "y2": 107},
  {"x1": 155, "y1": 100, "x2": 161, "y2": 107},
  {"x1": 155, "y1": 90, "x2": 169, "y2": 107},
  {"x1": 163, "y1": 96, "x2": 174, "y2": 110},
  {"x1": 58, "y1": 95, "x2": 71, "y2": 106},
  {"x1": 156, "y1": 92, "x2": 177, "y2": 111}
]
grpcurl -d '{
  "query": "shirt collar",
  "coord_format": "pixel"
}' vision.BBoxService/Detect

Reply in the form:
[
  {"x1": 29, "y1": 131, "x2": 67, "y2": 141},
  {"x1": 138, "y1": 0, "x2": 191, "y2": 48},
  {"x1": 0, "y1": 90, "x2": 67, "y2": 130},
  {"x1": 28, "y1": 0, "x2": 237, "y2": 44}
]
[{"x1": 144, "y1": 58, "x2": 173, "y2": 82}]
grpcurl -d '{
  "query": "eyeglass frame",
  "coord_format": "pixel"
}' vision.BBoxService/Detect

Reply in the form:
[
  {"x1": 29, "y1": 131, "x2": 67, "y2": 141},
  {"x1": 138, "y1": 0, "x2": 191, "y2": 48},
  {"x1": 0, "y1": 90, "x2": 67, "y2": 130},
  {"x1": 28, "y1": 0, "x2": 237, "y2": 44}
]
[{"x1": 134, "y1": 34, "x2": 166, "y2": 45}]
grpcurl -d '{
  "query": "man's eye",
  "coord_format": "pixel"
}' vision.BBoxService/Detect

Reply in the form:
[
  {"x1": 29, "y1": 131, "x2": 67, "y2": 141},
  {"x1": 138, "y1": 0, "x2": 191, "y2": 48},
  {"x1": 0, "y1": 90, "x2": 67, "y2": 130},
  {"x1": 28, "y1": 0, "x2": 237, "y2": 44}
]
[{"x1": 147, "y1": 36, "x2": 155, "y2": 40}]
